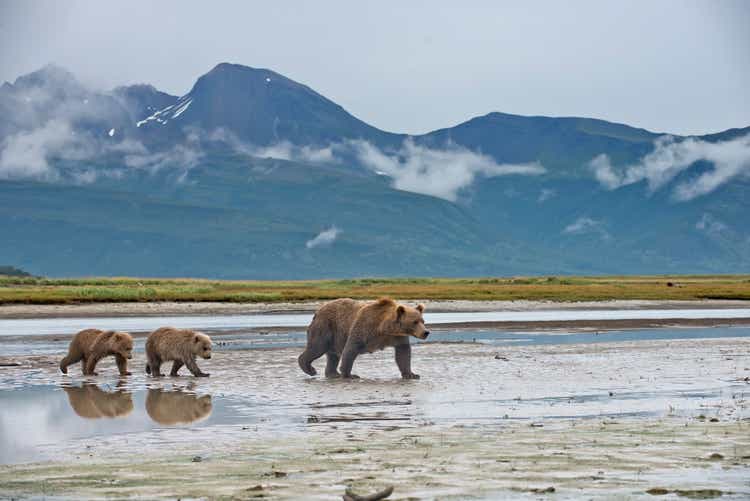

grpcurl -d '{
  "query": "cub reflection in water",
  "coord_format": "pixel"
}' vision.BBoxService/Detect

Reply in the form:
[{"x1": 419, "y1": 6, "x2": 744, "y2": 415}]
[
  {"x1": 63, "y1": 382, "x2": 134, "y2": 419},
  {"x1": 146, "y1": 387, "x2": 213, "y2": 425}
]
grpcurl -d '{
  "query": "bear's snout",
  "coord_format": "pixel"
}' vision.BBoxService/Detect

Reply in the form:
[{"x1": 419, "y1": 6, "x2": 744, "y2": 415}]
[
  {"x1": 423, "y1": 331, "x2": 430, "y2": 339},
  {"x1": 205, "y1": 354, "x2": 212, "y2": 359}
]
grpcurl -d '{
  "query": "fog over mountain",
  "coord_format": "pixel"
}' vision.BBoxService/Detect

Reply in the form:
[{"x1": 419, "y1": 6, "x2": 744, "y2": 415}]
[{"x1": 1, "y1": 63, "x2": 749, "y2": 278}]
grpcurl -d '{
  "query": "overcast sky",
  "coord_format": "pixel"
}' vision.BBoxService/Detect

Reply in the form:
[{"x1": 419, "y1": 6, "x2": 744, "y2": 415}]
[{"x1": 1, "y1": 0, "x2": 748, "y2": 135}]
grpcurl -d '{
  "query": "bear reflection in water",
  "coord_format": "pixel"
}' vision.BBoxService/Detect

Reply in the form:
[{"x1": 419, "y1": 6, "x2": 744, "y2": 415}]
[
  {"x1": 63, "y1": 383, "x2": 134, "y2": 419},
  {"x1": 146, "y1": 387, "x2": 213, "y2": 425}
]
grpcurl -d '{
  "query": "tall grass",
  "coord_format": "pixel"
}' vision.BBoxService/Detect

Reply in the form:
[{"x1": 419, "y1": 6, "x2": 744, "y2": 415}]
[{"x1": 0, "y1": 275, "x2": 749, "y2": 304}]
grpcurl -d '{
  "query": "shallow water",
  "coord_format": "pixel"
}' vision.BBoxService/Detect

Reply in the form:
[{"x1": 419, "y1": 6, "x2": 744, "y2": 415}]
[
  {"x1": 4, "y1": 324, "x2": 750, "y2": 357},
  {"x1": 1, "y1": 334, "x2": 748, "y2": 466},
  {"x1": 2, "y1": 307, "x2": 750, "y2": 336}
]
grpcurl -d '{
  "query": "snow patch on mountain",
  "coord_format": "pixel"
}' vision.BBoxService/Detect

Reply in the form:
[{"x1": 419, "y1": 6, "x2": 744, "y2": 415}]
[
  {"x1": 171, "y1": 98, "x2": 192, "y2": 118},
  {"x1": 136, "y1": 104, "x2": 175, "y2": 127}
]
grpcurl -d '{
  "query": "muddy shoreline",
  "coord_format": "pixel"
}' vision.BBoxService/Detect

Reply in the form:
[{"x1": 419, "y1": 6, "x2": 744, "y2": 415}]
[
  {"x1": 1, "y1": 337, "x2": 748, "y2": 499},
  {"x1": 1, "y1": 298, "x2": 748, "y2": 319}
]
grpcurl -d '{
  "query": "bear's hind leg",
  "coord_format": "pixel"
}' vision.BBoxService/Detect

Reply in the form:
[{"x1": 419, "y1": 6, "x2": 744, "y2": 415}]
[
  {"x1": 147, "y1": 354, "x2": 163, "y2": 377},
  {"x1": 298, "y1": 343, "x2": 326, "y2": 376},
  {"x1": 84, "y1": 354, "x2": 102, "y2": 376},
  {"x1": 59, "y1": 352, "x2": 81, "y2": 374},
  {"x1": 170, "y1": 360, "x2": 183, "y2": 376},
  {"x1": 325, "y1": 352, "x2": 341, "y2": 378}
]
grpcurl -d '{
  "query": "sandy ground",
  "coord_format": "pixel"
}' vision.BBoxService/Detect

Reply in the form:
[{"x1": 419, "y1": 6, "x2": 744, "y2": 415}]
[
  {"x1": 1, "y1": 298, "x2": 748, "y2": 319},
  {"x1": 0, "y1": 337, "x2": 749, "y2": 499}
]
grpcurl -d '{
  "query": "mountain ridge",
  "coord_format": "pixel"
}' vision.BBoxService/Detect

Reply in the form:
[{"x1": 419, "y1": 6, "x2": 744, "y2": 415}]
[{"x1": 1, "y1": 63, "x2": 748, "y2": 278}]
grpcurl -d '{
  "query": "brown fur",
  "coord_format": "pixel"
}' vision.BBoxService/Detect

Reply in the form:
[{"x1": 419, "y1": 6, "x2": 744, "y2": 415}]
[
  {"x1": 59, "y1": 329, "x2": 134, "y2": 376},
  {"x1": 145, "y1": 327, "x2": 212, "y2": 377},
  {"x1": 145, "y1": 388, "x2": 213, "y2": 425},
  {"x1": 63, "y1": 383, "x2": 133, "y2": 419},
  {"x1": 298, "y1": 297, "x2": 429, "y2": 379}
]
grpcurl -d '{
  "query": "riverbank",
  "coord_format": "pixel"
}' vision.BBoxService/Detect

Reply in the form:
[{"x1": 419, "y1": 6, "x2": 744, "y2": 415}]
[{"x1": 1, "y1": 298, "x2": 749, "y2": 319}]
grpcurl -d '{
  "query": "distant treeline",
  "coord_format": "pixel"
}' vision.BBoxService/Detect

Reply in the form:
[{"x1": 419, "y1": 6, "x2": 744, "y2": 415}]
[{"x1": 0, "y1": 266, "x2": 32, "y2": 277}]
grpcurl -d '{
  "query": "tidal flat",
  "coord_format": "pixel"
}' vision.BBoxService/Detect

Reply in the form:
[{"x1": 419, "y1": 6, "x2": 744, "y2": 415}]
[{"x1": 0, "y1": 328, "x2": 749, "y2": 499}]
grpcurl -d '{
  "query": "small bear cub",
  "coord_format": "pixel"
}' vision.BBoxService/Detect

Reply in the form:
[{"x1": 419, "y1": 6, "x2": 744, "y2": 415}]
[
  {"x1": 60, "y1": 328, "x2": 134, "y2": 376},
  {"x1": 145, "y1": 327, "x2": 213, "y2": 377}
]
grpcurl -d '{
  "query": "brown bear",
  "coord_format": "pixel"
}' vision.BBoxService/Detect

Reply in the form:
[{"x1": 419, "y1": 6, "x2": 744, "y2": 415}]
[
  {"x1": 59, "y1": 329, "x2": 134, "y2": 376},
  {"x1": 145, "y1": 327, "x2": 212, "y2": 377},
  {"x1": 145, "y1": 388, "x2": 213, "y2": 425},
  {"x1": 298, "y1": 297, "x2": 429, "y2": 379},
  {"x1": 63, "y1": 383, "x2": 134, "y2": 419}
]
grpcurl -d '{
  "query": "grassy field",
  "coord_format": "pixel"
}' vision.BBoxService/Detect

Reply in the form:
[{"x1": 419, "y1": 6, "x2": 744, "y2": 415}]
[{"x1": 0, "y1": 275, "x2": 749, "y2": 305}]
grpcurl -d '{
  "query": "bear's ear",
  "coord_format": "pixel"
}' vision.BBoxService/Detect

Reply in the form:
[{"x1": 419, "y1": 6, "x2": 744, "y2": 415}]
[
  {"x1": 416, "y1": 304, "x2": 424, "y2": 313},
  {"x1": 396, "y1": 305, "x2": 405, "y2": 320},
  {"x1": 113, "y1": 332, "x2": 122, "y2": 341},
  {"x1": 193, "y1": 335, "x2": 201, "y2": 343}
]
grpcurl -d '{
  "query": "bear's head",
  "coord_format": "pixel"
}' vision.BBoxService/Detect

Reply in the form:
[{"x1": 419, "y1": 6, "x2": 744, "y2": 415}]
[
  {"x1": 109, "y1": 331, "x2": 134, "y2": 359},
  {"x1": 395, "y1": 303, "x2": 430, "y2": 340},
  {"x1": 192, "y1": 332, "x2": 213, "y2": 359}
]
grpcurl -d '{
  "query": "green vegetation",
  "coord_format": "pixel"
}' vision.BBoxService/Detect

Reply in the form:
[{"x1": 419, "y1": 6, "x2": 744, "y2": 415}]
[
  {"x1": 0, "y1": 275, "x2": 749, "y2": 305},
  {"x1": 0, "y1": 266, "x2": 32, "y2": 277}
]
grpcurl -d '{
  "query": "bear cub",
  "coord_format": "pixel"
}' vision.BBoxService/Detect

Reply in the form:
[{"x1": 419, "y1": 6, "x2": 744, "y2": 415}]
[
  {"x1": 145, "y1": 327, "x2": 213, "y2": 377},
  {"x1": 59, "y1": 328, "x2": 134, "y2": 376}
]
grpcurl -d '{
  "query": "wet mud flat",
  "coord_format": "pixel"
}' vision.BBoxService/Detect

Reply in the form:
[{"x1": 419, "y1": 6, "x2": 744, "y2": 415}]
[{"x1": 0, "y1": 337, "x2": 749, "y2": 499}]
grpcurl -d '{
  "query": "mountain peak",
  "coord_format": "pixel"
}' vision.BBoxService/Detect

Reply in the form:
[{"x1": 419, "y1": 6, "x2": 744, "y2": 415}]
[
  {"x1": 14, "y1": 63, "x2": 80, "y2": 89},
  {"x1": 133, "y1": 62, "x2": 394, "y2": 147}
]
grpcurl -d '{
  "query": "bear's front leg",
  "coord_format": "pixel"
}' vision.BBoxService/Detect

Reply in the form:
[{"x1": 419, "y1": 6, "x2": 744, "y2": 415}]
[
  {"x1": 395, "y1": 342, "x2": 419, "y2": 379},
  {"x1": 339, "y1": 340, "x2": 363, "y2": 379},
  {"x1": 185, "y1": 357, "x2": 209, "y2": 377},
  {"x1": 116, "y1": 354, "x2": 132, "y2": 376}
]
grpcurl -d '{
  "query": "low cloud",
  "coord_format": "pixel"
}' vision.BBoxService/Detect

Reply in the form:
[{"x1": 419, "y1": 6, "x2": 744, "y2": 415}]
[
  {"x1": 0, "y1": 122, "x2": 202, "y2": 183},
  {"x1": 349, "y1": 138, "x2": 545, "y2": 202},
  {"x1": 0, "y1": 119, "x2": 72, "y2": 181},
  {"x1": 590, "y1": 133, "x2": 750, "y2": 200},
  {"x1": 0, "y1": 77, "x2": 203, "y2": 183},
  {"x1": 209, "y1": 129, "x2": 334, "y2": 164},
  {"x1": 562, "y1": 216, "x2": 610, "y2": 240},
  {"x1": 306, "y1": 226, "x2": 340, "y2": 249}
]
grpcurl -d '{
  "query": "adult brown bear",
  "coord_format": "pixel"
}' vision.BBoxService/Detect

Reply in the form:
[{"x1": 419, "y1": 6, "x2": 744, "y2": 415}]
[{"x1": 298, "y1": 298, "x2": 429, "y2": 379}]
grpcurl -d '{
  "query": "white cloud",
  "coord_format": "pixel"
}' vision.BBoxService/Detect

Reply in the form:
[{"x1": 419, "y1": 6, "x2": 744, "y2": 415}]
[
  {"x1": 695, "y1": 213, "x2": 728, "y2": 237},
  {"x1": 349, "y1": 138, "x2": 545, "y2": 201},
  {"x1": 209, "y1": 129, "x2": 334, "y2": 164},
  {"x1": 306, "y1": 226, "x2": 340, "y2": 249},
  {"x1": 537, "y1": 188, "x2": 556, "y2": 203},
  {"x1": 562, "y1": 216, "x2": 610, "y2": 240},
  {"x1": 122, "y1": 143, "x2": 203, "y2": 173},
  {"x1": 589, "y1": 133, "x2": 750, "y2": 201}
]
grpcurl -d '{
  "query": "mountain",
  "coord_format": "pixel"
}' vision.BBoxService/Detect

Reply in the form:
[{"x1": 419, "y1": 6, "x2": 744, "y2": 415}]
[
  {"x1": 134, "y1": 63, "x2": 400, "y2": 148},
  {"x1": 0, "y1": 64, "x2": 134, "y2": 142},
  {"x1": 418, "y1": 112, "x2": 659, "y2": 176},
  {"x1": 0, "y1": 63, "x2": 748, "y2": 278},
  {"x1": 112, "y1": 84, "x2": 178, "y2": 124}
]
